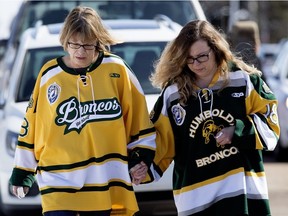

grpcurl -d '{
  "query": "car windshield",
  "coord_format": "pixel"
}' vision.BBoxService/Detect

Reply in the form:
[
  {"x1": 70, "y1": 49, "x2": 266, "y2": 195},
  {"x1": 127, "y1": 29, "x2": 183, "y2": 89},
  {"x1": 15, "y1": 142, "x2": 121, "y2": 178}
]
[
  {"x1": 111, "y1": 42, "x2": 164, "y2": 94},
  {"x1": 13, "y1": 1, "x2": 196, "y2": 45},
  {"x1": 17, "y1": 47, "x2": 65, "y2": 102},
  {"x1": 17, "y1": 42, "x2": 164, "y2": 102}
]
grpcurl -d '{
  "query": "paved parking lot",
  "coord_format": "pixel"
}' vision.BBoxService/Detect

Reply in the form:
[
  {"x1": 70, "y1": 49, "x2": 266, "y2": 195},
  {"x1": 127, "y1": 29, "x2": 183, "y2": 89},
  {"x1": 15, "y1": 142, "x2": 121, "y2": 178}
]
[{"x1": 265, "y1": 162, "x2": 288, "y2": 216}]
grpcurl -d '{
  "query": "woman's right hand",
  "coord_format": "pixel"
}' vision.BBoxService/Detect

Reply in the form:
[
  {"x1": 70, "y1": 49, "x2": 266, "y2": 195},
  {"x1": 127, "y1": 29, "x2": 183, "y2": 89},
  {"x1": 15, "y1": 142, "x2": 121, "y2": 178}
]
[
  {"x1": 12, "y1": 186, "x2": 29, "y2": 199},
  {"x1": 129, "y1": 161, "x2": 148, "y2": 185},
  {"x1": 215, "y1": 126, "x2": 235, "y2": 146}
]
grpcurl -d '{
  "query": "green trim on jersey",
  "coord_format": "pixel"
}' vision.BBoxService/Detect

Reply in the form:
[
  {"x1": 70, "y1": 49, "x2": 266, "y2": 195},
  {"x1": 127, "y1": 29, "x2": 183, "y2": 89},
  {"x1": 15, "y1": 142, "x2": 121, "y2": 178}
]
[{"x1": 150, "y1": 70, "x2": 279, "y2": 215}]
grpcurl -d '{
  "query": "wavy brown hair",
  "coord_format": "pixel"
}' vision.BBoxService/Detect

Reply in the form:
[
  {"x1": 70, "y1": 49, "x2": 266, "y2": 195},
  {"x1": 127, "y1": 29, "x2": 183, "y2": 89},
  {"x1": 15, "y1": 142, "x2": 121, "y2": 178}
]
[{"x1": 150, "y1": 20, "x2": 261, "y2": 104}]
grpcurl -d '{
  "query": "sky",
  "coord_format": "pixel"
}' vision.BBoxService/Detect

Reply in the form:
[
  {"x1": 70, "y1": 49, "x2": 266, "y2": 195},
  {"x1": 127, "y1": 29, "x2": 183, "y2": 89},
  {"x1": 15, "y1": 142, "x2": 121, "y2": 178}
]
[{"x1": 0, "y1": 0, "x2": 23, "y2": 39}]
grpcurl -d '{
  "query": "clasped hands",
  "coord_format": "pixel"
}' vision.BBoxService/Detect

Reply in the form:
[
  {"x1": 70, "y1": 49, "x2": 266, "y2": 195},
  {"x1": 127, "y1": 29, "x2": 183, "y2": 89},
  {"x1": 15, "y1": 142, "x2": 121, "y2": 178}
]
[{"x1": 129, "y1": 161, "x2": 148, "y2": 185}]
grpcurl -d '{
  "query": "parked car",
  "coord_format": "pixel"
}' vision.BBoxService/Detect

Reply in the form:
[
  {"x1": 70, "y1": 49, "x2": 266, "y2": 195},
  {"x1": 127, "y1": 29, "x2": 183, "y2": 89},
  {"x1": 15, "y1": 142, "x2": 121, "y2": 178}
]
[
  {"x1": 0, "y1": 18, "x2": 180, "y2": 215},
  {"x1": 265, "y1": 39, "x2": 288, "y2": 161},
  {"x1": 0, "y1": 0, "x2": 206, "y2": 69},
  {"x1": 258, "y1": 43, "x2": 281, "y2": 79}
]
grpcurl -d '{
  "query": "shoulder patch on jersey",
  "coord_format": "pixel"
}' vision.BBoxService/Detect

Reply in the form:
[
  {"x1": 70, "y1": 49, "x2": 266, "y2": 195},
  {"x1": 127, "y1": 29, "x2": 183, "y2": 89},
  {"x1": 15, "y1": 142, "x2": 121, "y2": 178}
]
[
  {"x1": 27, "y1": 95, "x2": 34, "y2": 109},
  {"x1": 47, "y1": 82, "x2": 61, "y2": 104},
  {"x1": 171, "y1": 103, "x2": 186, "y2": 126}
]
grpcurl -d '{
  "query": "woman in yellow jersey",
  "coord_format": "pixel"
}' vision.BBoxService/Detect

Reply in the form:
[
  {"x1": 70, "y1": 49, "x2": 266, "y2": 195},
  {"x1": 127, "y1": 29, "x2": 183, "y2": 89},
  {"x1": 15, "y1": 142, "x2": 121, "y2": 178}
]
[{"x1": 9, "y1": 6, "x2": 156, "y2": 216}]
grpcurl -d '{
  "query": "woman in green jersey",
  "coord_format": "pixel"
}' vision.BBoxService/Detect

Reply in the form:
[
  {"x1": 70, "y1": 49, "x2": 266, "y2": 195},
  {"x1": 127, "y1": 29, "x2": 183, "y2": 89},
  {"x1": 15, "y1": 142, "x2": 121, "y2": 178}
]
[{"x1": 149, "y1": 20, "x2": 280, "y2": 215}]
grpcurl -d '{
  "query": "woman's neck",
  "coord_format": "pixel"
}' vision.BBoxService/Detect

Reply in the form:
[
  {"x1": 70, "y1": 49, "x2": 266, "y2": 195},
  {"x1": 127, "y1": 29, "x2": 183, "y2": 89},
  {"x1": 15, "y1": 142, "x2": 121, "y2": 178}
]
[{"x1": 195, "y1": 66, "x2": 218, "y2": 88}]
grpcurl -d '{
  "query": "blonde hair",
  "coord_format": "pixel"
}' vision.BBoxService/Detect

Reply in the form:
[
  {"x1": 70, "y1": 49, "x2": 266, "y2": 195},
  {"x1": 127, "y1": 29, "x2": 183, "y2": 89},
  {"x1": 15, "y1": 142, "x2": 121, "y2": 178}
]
[
  {"x1": 150, "y1": 20, "x2": 261, "y2": 104},
  {"x1": 60, "y1": 6, "x2": 118, "y2": 52}
]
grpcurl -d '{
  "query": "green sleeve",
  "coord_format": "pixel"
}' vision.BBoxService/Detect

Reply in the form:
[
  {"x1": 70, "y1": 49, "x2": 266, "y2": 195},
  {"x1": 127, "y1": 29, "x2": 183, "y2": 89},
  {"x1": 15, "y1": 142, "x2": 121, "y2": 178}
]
[{"x1": 9, "y1": 168, "x2": 36, "y2": 188}]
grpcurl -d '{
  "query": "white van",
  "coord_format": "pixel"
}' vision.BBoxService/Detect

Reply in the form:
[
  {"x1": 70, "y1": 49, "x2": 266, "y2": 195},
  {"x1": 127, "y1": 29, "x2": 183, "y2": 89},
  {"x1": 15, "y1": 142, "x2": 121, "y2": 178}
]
[
  {"x1": 0, "y1": 0, "x2": 206, "y2": 69},
  {"x1": 0, "y1": 18, "x2": 181, "y2": 215}
]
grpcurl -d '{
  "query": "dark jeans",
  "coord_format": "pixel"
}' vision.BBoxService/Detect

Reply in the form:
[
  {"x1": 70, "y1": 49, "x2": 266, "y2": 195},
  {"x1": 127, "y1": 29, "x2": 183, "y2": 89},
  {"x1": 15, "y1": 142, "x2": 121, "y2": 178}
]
[{"x1": 44, "y1": 210, "x2": 111, "y2": 216}]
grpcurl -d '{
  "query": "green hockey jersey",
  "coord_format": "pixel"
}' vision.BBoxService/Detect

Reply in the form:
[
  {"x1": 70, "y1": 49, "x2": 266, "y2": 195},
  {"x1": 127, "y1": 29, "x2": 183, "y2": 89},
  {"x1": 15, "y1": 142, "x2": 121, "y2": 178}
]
[
  {"x1": 10, "y1": 51, "x2": 156, "y2": 215},
  {"x1": 150, "y1": 70, "x2": 280, "y2": 215}
]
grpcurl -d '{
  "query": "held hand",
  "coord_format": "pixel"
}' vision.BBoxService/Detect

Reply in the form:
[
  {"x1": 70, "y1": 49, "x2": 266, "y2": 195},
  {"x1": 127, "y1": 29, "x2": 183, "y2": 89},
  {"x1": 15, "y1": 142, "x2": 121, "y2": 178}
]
[
  {"x1": 12, "y1": 186, "x2": 29, "y2": 199},
  {"x1": 129, "y1": 161, "x2": 148, "y2": 185},
  {"x1": 215, "y1": 126, "x2": 235, "y2": 147}
]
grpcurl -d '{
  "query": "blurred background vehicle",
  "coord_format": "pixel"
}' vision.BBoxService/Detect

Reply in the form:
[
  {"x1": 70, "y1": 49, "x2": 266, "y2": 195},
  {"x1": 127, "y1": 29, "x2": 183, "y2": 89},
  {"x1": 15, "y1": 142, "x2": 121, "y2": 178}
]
[
  {"x1": 0, "y1": 1, "x2": 207, "y2": 215},
  {"x1": 0, "y1": 0, "x2": 206, "y2": 62},
  {"x1": 265, "y1": 39, "x2": 288, "y2": 161},
  {"x1": 0, "y1": 0, "x2": 21, "y2": 60},
  {"x1": 227, "y1": 20, "x2": 264, "y2": 80},
  {"x1": 259, "y1": 43, "x2": 281, "y2": 79},
  {"x1": 0, "y1": 18, "x2": 181, "y2": 215}
]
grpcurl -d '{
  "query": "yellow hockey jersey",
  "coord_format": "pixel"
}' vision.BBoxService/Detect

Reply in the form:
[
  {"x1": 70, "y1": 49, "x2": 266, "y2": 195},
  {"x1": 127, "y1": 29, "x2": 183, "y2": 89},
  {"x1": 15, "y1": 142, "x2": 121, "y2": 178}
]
[{"x1": 10, "y1": 51, "x2": 156, "y2": 215}]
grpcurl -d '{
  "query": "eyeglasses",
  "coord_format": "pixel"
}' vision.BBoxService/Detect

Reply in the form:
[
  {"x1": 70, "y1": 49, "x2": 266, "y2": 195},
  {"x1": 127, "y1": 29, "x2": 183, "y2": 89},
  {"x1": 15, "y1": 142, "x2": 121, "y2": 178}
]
[
  {"x1": 68, "y1": 42, "x2": 97, "y2": 50},
  {"x1": 187, "y1": 49, "x2": 211, "y2": 64}
]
